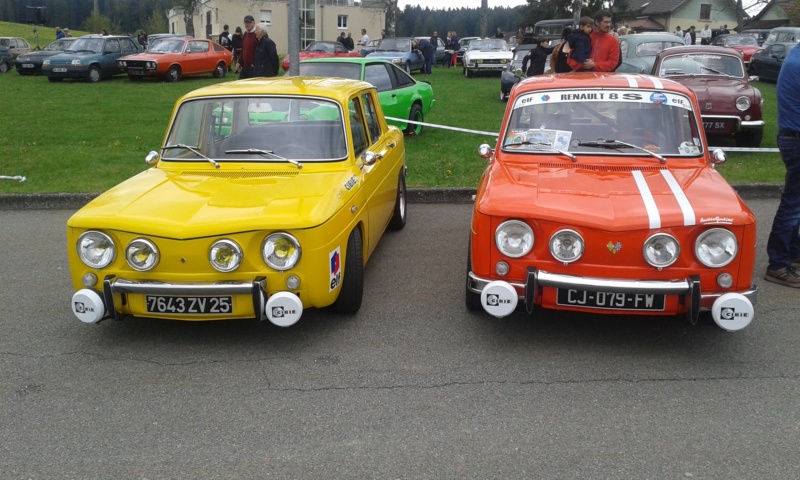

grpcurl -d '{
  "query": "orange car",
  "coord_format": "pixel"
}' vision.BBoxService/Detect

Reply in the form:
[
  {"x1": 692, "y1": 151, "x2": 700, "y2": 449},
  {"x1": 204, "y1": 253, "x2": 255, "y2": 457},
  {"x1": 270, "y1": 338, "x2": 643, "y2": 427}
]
[
  {"x1": 117, "y1": 37, "x2": 232, "y2": 82},
  {"x1": 466, "y1": 73, "x2": 757, "y2": 331},
  {"x1": 281, "y1": 41, "x2": 360, "y2": 71}
]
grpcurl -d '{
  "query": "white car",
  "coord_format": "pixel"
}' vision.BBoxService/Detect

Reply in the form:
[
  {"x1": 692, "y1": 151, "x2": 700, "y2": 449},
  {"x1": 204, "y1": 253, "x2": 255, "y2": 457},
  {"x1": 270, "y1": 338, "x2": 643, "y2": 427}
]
[{"x1": 463, "y1": 38, "x2": 512, "y2": 77}]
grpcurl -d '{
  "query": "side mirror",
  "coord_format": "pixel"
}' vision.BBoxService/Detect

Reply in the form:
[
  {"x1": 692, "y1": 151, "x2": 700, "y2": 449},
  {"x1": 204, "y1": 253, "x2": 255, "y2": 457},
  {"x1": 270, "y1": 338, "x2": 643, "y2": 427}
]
[
  {"x1": 478, "y1": 143, "x2": 494, "y2": 159},
  {"x1": 361, "y1": 150, "x2": 382, "y2": 167},
  {"x1": 145, "y1": 150, "x2": 159, "y2": 166}
]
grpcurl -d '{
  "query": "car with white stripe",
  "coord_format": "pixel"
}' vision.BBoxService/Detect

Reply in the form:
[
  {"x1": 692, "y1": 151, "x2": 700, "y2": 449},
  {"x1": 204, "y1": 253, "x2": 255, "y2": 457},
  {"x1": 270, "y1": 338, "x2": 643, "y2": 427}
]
[{"x1": 466, "y1": 72, "x2": 757, "y2": 331}]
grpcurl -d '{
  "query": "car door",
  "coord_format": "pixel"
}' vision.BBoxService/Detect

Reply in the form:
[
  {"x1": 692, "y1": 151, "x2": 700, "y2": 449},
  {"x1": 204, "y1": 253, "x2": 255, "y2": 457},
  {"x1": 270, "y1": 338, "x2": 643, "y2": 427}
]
[
  {"x1": 764, "y1": 44, "x2": 786, "y2": 80},
  {"x1": 364, "y1": 62, "x2": 400, "y2": 119},
  {"x1": 185, "y1": 40, "x2": 211, "y2": 74}
]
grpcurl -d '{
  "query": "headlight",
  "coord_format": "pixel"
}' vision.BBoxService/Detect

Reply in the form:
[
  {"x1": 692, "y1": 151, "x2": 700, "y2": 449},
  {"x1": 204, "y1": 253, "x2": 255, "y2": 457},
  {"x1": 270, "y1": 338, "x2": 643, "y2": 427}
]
[
  {"x1": 735, "y1": 96, "x2": 751, "y2": 111},
  {"x1": 43, "y1": 59, "x2": 50, "y2": 65},
  {"x1": 77, "y1": 231, "x2": 115, "y2": 269},
  {"x1": 549, "y1": 229, "x2": 584, "y2": 263},
  {"x1": 695, "y1": 228, "x2": 737, "y2": 267},
  {"x1": 125, "y1": 238, "x2": 159, "y2": 271},
  {"x1": 262, "y1": 233, "x2": 301, "y2": 271},
  {"x1": 495, "y1": 220, "x2": 533, "y2": 258},
  {"x1": 71, "y1": 59, "x2": 82, "y2": 65},
  {"x1": 118, "y1": 60, "x2": 126, "y2": 67},
  {"x1": 643, "y1": 233, "x2": 679, "y2": 268},
  {"x1": 209, "y1": 239, "x2": 243, "y2": 272},
  {"x1": 391, "y1": 58, "x2": 401, "y2": 64}
]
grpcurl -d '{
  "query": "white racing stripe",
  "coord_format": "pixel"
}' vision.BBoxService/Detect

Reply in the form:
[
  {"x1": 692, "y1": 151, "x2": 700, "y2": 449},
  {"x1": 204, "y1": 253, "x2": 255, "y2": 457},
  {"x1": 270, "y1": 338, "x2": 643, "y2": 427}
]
[
  {"x1": 650, "y1": 77, "x2": 664, "y2": 89},
  {"x1": 620, "y1": 74, "x2": 639, "y2": 88},
  {"x1": 632, "y1": 170, "x2": 660, "y2": 229},
  {"x1": 660, "y1": 170, "x2": 696, "y2": 226}
]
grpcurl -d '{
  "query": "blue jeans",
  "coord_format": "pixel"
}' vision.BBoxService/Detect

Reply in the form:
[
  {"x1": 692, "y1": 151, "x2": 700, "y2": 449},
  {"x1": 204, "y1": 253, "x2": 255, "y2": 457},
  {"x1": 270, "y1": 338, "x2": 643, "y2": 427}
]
[
  {"x1": 424, "y1": 55, "x2": 434, "y2": 74},
  {"x1": 766, "y1": 135, "x2": 800, "y2": 270}
]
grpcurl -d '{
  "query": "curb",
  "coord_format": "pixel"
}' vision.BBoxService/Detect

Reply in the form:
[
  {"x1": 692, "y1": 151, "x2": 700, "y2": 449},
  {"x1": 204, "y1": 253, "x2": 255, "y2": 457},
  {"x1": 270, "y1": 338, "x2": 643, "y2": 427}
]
[{"x1": 0, "y1": 184, "x2": 784, "y2": 211}]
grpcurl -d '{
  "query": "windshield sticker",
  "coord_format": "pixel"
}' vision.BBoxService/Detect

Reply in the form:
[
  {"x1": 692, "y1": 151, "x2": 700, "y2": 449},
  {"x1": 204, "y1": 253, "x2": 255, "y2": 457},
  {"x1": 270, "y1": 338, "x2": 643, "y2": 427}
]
[
  {"x1": 679, "y1": 142, "x2": 701, "y2": 155},
  {"x1": 514, "y1": 90, "x2": 694, "y2": 111},
  {"x1": 504, "y1": 128, "x2": 572, "y2": 150}
]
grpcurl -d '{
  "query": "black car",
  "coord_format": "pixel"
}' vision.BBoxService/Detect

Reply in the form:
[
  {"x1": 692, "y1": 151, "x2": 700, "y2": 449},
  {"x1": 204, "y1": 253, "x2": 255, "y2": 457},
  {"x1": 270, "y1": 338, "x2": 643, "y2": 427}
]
[
  {"x1": 0, "y1": 45, "x2": 12, "y2": 73},
  {"x1": 749, "y1": 42, "x2": 795, "y2": 82},
  {"x1": 499, "y1": 44, "x2": 535, "y2": 101},
  {"x1": 15, "y1": 38, "x2": 76, "y2": 75}
]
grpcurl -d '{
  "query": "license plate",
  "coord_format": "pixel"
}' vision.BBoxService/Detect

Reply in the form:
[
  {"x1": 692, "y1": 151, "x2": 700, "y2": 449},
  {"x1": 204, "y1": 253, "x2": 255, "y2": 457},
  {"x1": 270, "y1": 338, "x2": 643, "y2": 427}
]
[
  {"x1": 130, "y1": 68, "x2": 144, "y2": 75},
  {"x1": 22, "y1": 63, "x2": 34, "y2": 68},
  {"x1": 703, "y1": 120, "x2": 731, "y2": 131},
  {"x1": 53, "y1": 67, "x2": 67, "y2": 73},
  {"x1": 145, "y1": 295, "x2": 233, "y2": 315},
  {"x1": 556, "y1": 288, "x2": 665, "y2": 311}
]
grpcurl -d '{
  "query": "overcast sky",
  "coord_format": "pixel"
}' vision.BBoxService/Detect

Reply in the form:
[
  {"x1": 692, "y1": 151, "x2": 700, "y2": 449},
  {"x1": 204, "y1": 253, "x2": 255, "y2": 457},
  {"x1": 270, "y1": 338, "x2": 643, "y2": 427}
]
[{"x1": 397, "y1": 0, "x2": 528, "y2": 10}]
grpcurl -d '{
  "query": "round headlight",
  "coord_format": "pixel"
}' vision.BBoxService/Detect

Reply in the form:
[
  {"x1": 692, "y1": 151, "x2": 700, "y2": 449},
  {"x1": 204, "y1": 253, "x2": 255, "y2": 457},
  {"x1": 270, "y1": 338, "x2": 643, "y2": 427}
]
[
  {"x1": 43, "y1": 59, "x2": 51, "y2": 65},
  {"x1": 495, "y1": 220, "x2": 533, "y2": 258},
  {"x1": 126, "y1": 238, "x2": 159, "y2": 271},
  {"x1": 696, "y1": 228, "x2": 737, "y2": 267},
  {"x1": 209, "y1": 239, "x2": 243, "y2": 272},
  {"x1": 77, "y1": 231, "x2": 116, "y2": 269},
  {"x1": 118, "y1": 60, "x2": 126, "y2": 67},
  {"x1": 643, "y1": 233, "x2": 679, "y2": 268},
  {"x1": 549, "y1": 229, "x2": 584, "y2": 263},
  {"x1": 262, "y1": 233, "x2": 301, "y2": 271},
  {"x1": 736, "y1": 96, "x2": 751, "y2": 111}
]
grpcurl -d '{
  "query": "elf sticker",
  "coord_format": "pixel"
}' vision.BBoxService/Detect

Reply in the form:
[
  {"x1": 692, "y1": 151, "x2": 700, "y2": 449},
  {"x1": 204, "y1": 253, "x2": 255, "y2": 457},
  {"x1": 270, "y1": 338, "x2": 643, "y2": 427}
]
[{"x1": 329, "y1": 246, "x2": 341, "y2": 291}]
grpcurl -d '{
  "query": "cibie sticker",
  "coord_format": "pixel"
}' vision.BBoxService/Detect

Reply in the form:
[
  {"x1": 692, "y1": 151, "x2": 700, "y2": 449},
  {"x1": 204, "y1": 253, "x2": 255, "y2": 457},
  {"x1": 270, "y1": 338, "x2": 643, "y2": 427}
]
[{"x1": 329, "y1": 246, "x2": 341, "y2": 291}]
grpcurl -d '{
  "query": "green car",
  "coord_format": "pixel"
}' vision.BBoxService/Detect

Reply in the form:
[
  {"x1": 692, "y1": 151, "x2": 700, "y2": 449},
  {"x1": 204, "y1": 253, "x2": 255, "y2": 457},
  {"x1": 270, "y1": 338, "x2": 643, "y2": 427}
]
[{"x1": 295, "y1": 57, "x2": 435, "y2": 135}]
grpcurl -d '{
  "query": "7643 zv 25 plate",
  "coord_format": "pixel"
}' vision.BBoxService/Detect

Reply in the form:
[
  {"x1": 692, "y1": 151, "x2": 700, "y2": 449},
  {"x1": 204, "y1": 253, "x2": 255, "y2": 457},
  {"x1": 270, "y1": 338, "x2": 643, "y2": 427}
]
[{"x1": 145, "y1": 295, "x2": 233, "y2": 314}]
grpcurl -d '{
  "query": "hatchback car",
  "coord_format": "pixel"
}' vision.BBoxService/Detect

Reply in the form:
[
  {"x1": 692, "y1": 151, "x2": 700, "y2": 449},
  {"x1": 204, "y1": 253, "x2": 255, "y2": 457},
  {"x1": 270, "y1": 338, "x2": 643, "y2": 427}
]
[
  {"x1": 0, "y1": 37, "x2": 32, "y2": 59},
  {"x1": 297, "y1": 57, "x2": 435, "y2": 135},
  {"x1": 748, "y1": 42, "x2": 795, "y2": 82},
  {"x1": 117, "y1": 37, "x2": 231, "y2": 81},
  {"x1": 281, "y1": 41, "x2": 360, "y2": 71},
  {"x1": 463, "y1": 38, "x2": 512, "y2": 77},
  {"x1": 652, "y1": 45, "x2": 764, "y2": 147},
  {"x1": 43, "y1": 34, "x2": 142, "y2": 82},
  {"x1": 0, "y1": 46, "x2": 12, "y2": 73},
  {"x1": 67, "y1": 77, "x2": 407, "y2": 327},
  {"x1": 616, "y1": 33, "x2": 685, "y2": 74},
  {"x1": 366, "y1": 37, "x2": 424, "y2": 74},
  {"x1": 466, "y1": 72, "x2": 757, "y2": 331},
  {"x1": 14, "y1": 38, "x2": 76, "y2": 75}
]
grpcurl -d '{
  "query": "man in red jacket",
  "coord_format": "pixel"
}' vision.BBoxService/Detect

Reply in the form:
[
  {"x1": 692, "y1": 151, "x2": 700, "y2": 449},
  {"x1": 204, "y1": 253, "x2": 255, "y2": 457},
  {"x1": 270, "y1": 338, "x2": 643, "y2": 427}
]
[
  {"x1": 238, "y1": 14, "x2": 258, "y2": 79},
  {"x1": 567, "y1": 10, "x2": 621, "y2": 72}
]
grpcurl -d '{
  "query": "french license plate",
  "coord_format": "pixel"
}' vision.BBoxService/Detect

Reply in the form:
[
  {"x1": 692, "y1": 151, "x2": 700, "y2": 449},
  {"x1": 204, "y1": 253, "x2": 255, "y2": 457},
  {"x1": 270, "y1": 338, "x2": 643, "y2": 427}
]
[
  {"x1": 22, "y1": 63, "x2": 34, "y2": 68},
  {"x1": 130, "y1": 68, "x2": 144, "y2": 75},
  {"x1": 145, "y1": 295, "x2": 233, "y2": 315},
  {"x1": 557, "y1": 289, "x2": 665, "y2": 311},
  {"x1": 53, "y1": 67, "x2": 67, "y2": 73},
  {"x1": 703, "y1": 120, "x2": 731, "y2": 131}
]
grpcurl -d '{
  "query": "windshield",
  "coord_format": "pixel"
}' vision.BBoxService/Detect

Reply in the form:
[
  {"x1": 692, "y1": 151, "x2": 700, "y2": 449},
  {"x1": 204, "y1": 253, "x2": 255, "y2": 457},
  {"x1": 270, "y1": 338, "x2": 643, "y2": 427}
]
[
  {"x1": 658, "y1": 53, "x2": 745, "y2": 77},
  {"x1": 66, "y1": 38, "x2": 104, "y2": 53},
  {"x1": 723, "y1": 35, "x2": 757, "y2": 47},
  {"x1": 46, "y1": 39, "x2": 72, "y2": 51},
  {"x1": 306, "y1": 42, "x2": 335, "y2": 53},
  {"x1": 469, "y1": 39, "x2": 508, "y2": 51},
  {"x1": 502, "y1": 89, "x2": 703, "y2": 157},
  {"x1": 148, "y1": 39, "x2": 185, "y2": 53},
  {"x1": 377, "y1": 38, "x2": 411, "y2": 52},
  {"x1": 634, "y1": 40, "x2": 684, "y2": 57},
  {"x1": 163, "y1": 96, "x2": 348, "y2": 162},
  {"x1": 514, "y1": 48, "x2": 533, "y2": 61},
  {"x1": 297, "y1": 62, "x2": 361, "y2": 80}
]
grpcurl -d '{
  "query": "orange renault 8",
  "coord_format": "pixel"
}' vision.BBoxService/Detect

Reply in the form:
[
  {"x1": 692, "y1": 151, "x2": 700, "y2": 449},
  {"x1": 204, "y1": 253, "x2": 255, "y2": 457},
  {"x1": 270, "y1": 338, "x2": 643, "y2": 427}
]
[{"x1": 466, "y1": 73, "x2": 757, "y2": 331}]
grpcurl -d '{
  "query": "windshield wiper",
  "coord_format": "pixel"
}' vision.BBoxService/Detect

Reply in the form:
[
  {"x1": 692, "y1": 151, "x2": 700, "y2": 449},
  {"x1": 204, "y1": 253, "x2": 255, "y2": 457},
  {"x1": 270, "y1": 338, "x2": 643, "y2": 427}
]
[
  {"x1": 504, "y1": 141, "x2": 576, "y2": 161},
  {"x1": 700, "y1": 65, "x2": 731, "y2": 76},
  {"x1": 577, "y1": 139, "x2": 665, "y2": 163},
  {"x1": 225, "y1": 148, "x2": 301, "y2": 169},
  {"x1": 162, "y1": 144, "x2": 219, "y2": 168}
]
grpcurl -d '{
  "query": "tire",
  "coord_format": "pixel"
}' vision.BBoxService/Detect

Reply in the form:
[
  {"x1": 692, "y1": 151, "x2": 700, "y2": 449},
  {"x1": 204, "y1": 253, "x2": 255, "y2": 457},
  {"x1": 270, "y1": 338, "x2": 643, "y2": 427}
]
[
  {"x1": 404, "y1": 62, "x2": 411, "y2": 74},
  {"x1": 464, "y1": 66, "x2": 470, "y2": 78},
  {"x1": 165, "y1": 65, "x2": 181, "y2": 82},
  {"x1": 465, "y1": 241, "x2": 482, "y2": 312},
  {"x1": 500, "y1": 90, "x2": 507, "y2": 101},
  {"x1": 404, "y1": 103, "x2": 423, "y2": 136},
  {"x1": 213, "y1": 62, "x2": 226, "y2": 78},
  {"x1": 331, "y1": 227, "x2": 364, "y2": 314},
  {"x1": 735, "y1": 128, "x2": 763, "y2": 148},
  {"x1": 0, "y1": 62, "x2": 8, "y2": 73},
  {"x1": 87, "y1": 66, "x2": 101, "y2": 83},
  {"x1": 47, "y1": 76, "x2": 63, "y2": 82},
  {"x1": 387, "y1": 172, "x2": 407, "y2": 231}
]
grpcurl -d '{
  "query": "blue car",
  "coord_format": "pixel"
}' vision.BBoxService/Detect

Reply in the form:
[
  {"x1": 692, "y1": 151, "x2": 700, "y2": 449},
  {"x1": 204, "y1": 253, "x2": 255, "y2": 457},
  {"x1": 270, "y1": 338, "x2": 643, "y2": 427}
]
[
  {"x1": 366, "y1": 37, "x2": 424, "y2": 74},
  {"x1": 43, "y1": 34, "x2": 142, "y2": 82}
]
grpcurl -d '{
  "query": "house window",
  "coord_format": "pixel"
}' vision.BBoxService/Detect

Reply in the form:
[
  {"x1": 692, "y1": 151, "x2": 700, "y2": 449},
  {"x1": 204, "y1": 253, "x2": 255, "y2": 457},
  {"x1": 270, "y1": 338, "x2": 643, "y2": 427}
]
[
  {"x1": 699, "y1": 4, "x2": 711, "y2": 21},
  {"x1": 300, "y1": 0, "x2": 316, "y2": 49},
  {"x1": 260, "y1": 10, "x2": 272, "y2": 26},
  {"x1": 338, "y1": 15, "x2": 348, "y2": 29}
]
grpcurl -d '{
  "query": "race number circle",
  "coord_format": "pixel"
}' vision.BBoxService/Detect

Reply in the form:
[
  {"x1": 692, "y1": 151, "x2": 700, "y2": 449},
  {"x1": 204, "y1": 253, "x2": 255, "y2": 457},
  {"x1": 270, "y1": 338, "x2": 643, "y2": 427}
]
[
  {"x1": 480, "y1": 281, "x2": 518, "y2": 318},
  {"x1": 265, "y1": 291, "x2": 303, "y2": 327},
  {"x1": 711, "y1": 292, "x2": 754, "y2": 332}
]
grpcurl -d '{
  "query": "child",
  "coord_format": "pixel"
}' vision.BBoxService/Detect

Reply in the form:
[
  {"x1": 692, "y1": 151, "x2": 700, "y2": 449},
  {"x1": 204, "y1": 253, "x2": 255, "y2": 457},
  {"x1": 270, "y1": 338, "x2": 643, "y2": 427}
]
[{"x1": 568, "y1": 16, "x2": 594, "y2": 70}]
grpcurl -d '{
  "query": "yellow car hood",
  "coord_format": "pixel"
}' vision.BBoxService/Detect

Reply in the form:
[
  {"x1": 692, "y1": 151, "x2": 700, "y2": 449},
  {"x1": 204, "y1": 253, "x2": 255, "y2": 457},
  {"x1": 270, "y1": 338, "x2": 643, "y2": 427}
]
[{"x1": 68, "y1": 167, "x2": 360, "y2": 238}]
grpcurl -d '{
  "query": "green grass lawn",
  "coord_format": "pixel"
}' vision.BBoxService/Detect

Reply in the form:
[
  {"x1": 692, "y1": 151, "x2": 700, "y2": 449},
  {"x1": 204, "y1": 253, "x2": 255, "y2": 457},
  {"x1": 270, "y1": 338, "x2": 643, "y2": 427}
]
[{"x1": 0, "y1": 19, "x2": 784, "y2": 194}]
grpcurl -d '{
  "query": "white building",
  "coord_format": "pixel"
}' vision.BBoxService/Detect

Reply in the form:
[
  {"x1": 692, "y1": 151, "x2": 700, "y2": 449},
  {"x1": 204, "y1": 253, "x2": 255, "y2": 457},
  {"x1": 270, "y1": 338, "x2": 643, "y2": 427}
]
[{"x1": 167, "y1": 0, "x2": 386, "y2": 55}]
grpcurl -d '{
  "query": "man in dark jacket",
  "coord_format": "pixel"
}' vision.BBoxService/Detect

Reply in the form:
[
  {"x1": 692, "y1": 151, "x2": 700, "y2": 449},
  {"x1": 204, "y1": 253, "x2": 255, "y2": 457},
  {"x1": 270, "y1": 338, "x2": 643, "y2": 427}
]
[
  {"x1": 253, "y1": 23, "x2": 279, "y2": 77},
  {"x1": 414, "y1": 38, "x2": 436, "y2": 74}
]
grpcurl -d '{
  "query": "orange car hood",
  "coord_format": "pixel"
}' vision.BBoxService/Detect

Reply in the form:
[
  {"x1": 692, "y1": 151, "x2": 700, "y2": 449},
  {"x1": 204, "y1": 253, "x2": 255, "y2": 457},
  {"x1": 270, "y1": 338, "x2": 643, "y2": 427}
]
[
  {"x1": 477, "y1": 160, "x2": 753, "y2": 231},
  {"x1": 68, "y1": 167, "x2": 359, "y2": 238}
]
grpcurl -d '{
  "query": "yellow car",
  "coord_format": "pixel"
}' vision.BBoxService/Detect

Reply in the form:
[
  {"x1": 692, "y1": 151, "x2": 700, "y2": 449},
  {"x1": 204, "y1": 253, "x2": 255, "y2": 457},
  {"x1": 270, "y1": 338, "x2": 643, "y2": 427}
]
[{"x1": 67, "y1": 77, "x2": 407, "y2": 327}]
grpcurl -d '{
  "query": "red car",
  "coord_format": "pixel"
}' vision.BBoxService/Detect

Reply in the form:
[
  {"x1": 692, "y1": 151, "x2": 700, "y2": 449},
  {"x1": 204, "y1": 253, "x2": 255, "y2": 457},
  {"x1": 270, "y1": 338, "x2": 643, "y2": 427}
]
[
  {"x1": 466, "y1": 73, "x2": 757, "y2": 332},
  {"x1": 117, "y1": 37, "x2": 232, "y2": 82},
  {"x1": 281, "y1": 41, "x2": 360, "y2": 71},
  {"x1": 710, "y1": 34, "x2": 763, "y2": 66},
  {"x1": 652, "y1": 45, "x2": 764, "y2": 148}
]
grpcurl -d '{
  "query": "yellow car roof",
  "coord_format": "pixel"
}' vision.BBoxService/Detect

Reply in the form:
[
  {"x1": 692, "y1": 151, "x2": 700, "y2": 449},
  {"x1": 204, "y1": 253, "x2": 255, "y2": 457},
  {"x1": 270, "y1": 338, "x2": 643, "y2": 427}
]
[{"x1": 178, "y1": 76, "x2": 374, "y2": 102}]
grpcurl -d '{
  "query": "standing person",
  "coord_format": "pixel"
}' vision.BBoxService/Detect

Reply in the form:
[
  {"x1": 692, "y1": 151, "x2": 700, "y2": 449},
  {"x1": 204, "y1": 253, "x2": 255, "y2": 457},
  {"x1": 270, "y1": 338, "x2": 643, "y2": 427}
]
[
  {"x1": 219, "y1": 25, "x2": 232, "y2": 51},
  {"x1": 721, "y1": 24, "x2": 730, "y2": 34},
  {"x1": 443, "y1": 32, "x2": 453, "y2": 68},
  {"x1": 358, "y1": 29, "x2": 369, "y2": 47},
  {"x1": 429, "y1": 31, "x2": 440, "y2": 67},
  {"x1": 684, "y1": 26, "x2": 696, "y2": 45},
  {"x1": 674, "y1": 26, "x2": 684, "y2": 38},
  {"x1": 522, "y1": 38, "x2": 555, "y2": 76},
  {"x1": 337, "y1": 32, "x2": 346, "y2": 45},
  {"x1": 343, "y1": 32, "x2": 354, "y2": 51},
  {"x1": 231, "y1": 26, "x2": 243, "y2": 73},
  {"x1": 63, "y1": 28, "x2": 72, "y2": 37},
  {"x1": 55, "y1": 27, "x2": 65, "y2": 39},
  {"x1": 494, "y1": 27, "x2": 504, "y2": 39},
  {"x1": 567, "y1": 17, "x2": 593, "y2": 71},
  {"x1": 414, "y1": 38, "x2": 435, "y2": 74},
  {"x1": 550, "y1": 27, "x2": 573, "y2": 73},
  {"x1": 137, "y1": 31, "x2": 147, "y2": 50},
  {"x1": 253, "y1": 24, "x2": 279, "y2": 77},
  {"x1": 450, "y1": 31, "x2": 459, "y2": 67},
  {"x1": 238, "y1": 15, "x2": 258, "y2": 79},
  {"x1": 765, "y1": 44, "x2": 800, "y2": 287},
  {"x1": 699, "y1": 23, "x2": 712, "y2": 44},
  {"x1": 567, "y1": 10, "x2": 620, "y2": 73}
]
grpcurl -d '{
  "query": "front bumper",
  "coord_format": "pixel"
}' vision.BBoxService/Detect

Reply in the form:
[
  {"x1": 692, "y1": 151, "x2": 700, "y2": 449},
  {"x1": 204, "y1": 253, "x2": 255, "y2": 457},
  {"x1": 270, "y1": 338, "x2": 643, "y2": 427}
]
[
  {"x1": 44, "y1": 65, "x2": 90, "y2": 79},
  {"x1": 701, "y1": 114, "x2": 764, "y2": 134}
]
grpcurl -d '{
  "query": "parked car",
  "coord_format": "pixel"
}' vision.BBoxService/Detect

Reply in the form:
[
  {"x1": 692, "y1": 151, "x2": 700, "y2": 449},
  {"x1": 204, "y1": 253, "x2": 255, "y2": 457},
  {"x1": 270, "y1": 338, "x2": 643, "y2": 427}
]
[
  {"x1": 297, "y1": 57, "x2": 435, "y2": 135},
  {"x1": 146, "y1": 33, "x2": 191, "y2": 48},
  {"x1": 0, "y1": 46, "x2": 12, "y2": 73},
  {"x1": 466, "y1": 72, "x2": 757, "y2": 332},
  {"x1": 499, "y1": 43, "x2": 535, "y2": 101},
  {"x1": 652, "y1": 45, "x2": 764, "y2": 147},
  {"x1": 761, "y1": 26, "x2": 800, "y2": 50},
  {"x1": 463, "y1": 38, "x2": 512, "y2": 77},
  {"x1": 281, "y1": 41, "x2": 360, "y2": 71},
  {"x1": 366, "y1": 37, "x2": 424, "y2": 74},
  {"x1": 456, "y1": 36, "x2": 480, "y2": 65},
  {"x1": 14, "y1": 38, "x2": 76, "y2": 75},
  {"x1": 66, "y1": 77, "x2": 407, "y2": 327},
  {"x1": 616, "y1": 33, "x2": 685, "y2": 74},
  {"x1": 43, "y1": 34, "x2": 142, "y2": 82},
  {"x1": 360, "y1": 38, "x2": 381, "y2": 57},
  {"x1": 117, "y1": 37, "x2": 231, "y2": 82},
  {"x1": 748, "y1": 42, "x2": 795, "y2": 82},
  {"x1": 414, "y1": 36, "x2": 446, "y2": 65},
  {"x1": 710, "y1": 34, "x2": 763, "y2": 66},
  {"x1": 0, "y1": 37, "x2": 32, "y2": 59},
  {"x1": 740, "y1": 29, "x2": 770, "y2": 46}
]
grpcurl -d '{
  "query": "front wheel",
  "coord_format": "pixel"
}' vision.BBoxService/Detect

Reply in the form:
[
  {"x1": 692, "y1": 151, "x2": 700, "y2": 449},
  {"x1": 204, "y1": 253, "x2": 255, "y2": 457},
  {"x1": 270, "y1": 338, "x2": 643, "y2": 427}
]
[
  {"x1": 165, "y1": 65, "x2": 181, "y2": 82},
  {"x1": 388, "y1": 172, "x2": 407, "y2": 231},
  {"x1": 404, "y1": 62, "x2": 411, "y2": 74},
  {"x1": 87, "y1": 66, "x2": 101, "y2": 83},
  {"x1": 0, "y1": 62, "x2": 8, "y2": 73},
  {"x1": 331, "y1": 227, "x2": 364, "y2": 314},
  {"x1": 404, "y1": 103, "x2": 423, "y2": 136},
  {"x1": 464, "y1": 66, "x2": 471, "y2": 78}
]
